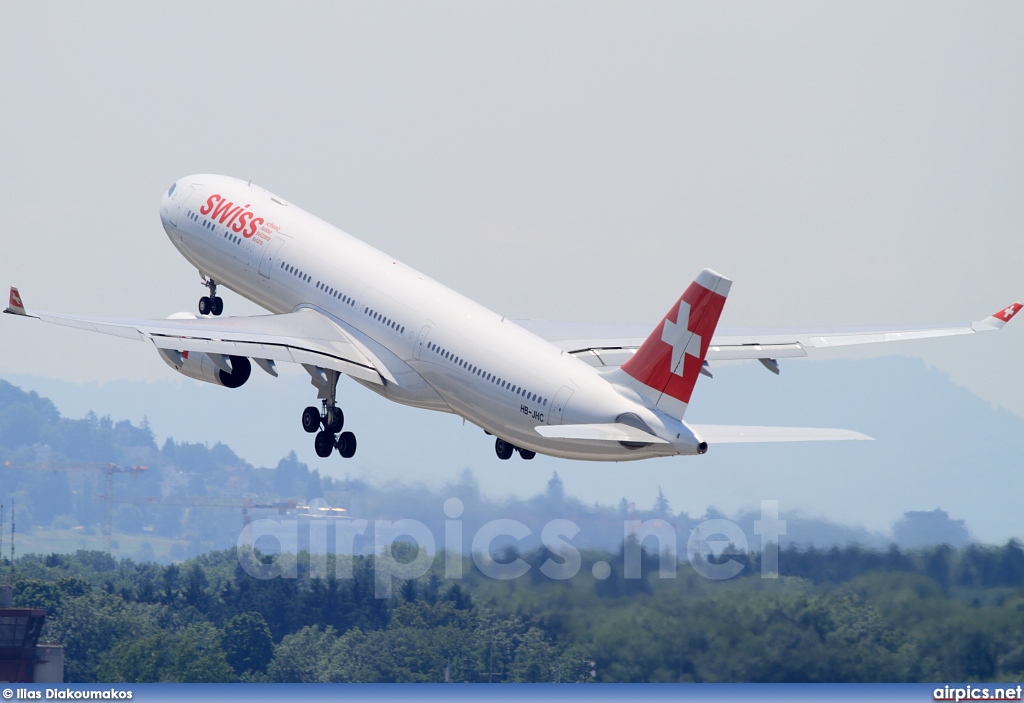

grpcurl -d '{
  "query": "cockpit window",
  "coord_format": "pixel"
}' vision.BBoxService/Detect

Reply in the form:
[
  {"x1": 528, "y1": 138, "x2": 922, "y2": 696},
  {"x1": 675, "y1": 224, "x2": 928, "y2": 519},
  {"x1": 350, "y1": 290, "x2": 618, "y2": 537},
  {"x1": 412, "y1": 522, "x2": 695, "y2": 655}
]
[{"x1": 167, "y1": 183, "x2": 177, "y2": 197}]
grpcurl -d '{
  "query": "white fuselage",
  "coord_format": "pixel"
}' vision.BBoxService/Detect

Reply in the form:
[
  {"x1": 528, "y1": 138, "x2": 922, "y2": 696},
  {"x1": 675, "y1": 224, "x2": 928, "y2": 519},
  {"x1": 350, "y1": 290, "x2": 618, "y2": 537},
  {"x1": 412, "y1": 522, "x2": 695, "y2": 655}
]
[{"x1": 159, "y1": 174, "x2": 702, "y2": 461}]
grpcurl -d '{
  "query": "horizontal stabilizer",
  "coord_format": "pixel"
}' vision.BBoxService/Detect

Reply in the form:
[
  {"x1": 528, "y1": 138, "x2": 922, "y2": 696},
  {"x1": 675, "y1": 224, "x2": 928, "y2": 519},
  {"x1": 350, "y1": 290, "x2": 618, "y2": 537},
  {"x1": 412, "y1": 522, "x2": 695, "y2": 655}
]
[
  {"x1": 690, "y1": 425, "x2": 872, "y2": 443},
  {"x1": 535, "y1": 423, "x2": 669, "y2": 444}
]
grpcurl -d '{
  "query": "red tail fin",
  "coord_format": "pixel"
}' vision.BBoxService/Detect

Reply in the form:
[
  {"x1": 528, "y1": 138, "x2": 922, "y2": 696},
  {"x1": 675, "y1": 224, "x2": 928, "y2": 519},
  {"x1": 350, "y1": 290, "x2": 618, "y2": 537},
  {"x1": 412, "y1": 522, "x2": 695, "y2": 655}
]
[{"x1": 619, "y1": 269, "x2": 731, "y2": 420}]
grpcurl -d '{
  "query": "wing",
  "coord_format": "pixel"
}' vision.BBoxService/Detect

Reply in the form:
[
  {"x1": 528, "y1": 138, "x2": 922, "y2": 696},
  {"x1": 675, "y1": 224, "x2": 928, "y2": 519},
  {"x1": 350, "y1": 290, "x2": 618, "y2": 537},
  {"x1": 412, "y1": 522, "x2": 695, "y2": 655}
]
[
  {"x1": 515, "y1": 302, "x2": 1022, "y2": 370},
  {"x1": 535, "y1": 422, "x2": 870, "y2": 445},
  {"x1": 4, "y1": 287, "x2": 395, "y2": 386},
  {"x1": 690, "y1": 425, "x2": 872, "y2": 443}
]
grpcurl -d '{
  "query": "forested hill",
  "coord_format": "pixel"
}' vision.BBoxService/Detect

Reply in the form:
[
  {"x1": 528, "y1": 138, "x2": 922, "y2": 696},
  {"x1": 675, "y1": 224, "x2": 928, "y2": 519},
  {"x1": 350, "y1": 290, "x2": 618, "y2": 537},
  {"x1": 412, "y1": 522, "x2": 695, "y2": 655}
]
[
  {"x1": 0, "y1": 378, "x2": 328, "y2": 556},
  {"x1": 0, "y1": 378, "x2": 984, "y2": 558},
  {"x1": 3, "y1": 379, "x2": 1024, "y2": 683}
]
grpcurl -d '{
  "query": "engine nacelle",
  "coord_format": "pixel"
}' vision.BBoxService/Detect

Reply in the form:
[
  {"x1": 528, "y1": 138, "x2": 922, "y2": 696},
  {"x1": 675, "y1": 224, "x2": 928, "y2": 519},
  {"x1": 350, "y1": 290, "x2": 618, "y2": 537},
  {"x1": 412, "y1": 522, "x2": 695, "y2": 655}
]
[{"x1": 158, "y1": 348, "x2": 252, "y2": 388}]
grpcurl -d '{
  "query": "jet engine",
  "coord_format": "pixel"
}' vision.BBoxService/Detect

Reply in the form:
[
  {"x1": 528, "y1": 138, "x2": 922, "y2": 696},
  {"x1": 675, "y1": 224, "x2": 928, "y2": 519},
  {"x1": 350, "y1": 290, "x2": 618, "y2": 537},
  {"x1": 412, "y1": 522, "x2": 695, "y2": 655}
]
[{"x1": 158, "y1": 348, "x2": 251, "y2": 388}]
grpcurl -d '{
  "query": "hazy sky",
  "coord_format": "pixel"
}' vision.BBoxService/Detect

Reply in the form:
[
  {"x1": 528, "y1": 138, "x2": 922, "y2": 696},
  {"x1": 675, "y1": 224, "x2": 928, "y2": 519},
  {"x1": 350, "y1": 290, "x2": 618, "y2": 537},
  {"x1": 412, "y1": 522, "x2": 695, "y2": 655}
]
[{"x1": 1, "y1": 3, "x2": 1021, "y2": 533}]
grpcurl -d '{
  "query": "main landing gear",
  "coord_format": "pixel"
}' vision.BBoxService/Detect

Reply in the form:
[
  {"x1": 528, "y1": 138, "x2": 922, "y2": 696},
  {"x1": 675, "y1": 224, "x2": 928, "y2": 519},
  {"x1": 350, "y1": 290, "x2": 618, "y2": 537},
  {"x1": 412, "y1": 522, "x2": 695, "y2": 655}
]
[
  {"x1": 302, "y1": 366, "x2": 357, "y2": 459},
  {"x1": 304, "y1": 404, "x2": 356, "y2": 459},
  {"x1": 495, "y1": 438, "x2": 535, "y2": 461},
  {"x1": 199, "y1": 276, "x2": 224, "y2": 316}
]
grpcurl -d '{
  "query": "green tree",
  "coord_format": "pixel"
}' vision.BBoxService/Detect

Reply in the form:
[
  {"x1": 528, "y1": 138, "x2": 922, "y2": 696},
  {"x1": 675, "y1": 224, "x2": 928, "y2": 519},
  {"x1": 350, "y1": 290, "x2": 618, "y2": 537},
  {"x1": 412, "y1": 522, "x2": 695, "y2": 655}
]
[
  {"x1": 100, "y1": 623, "x2": 234, "y2": 682},
  {"x1": 222, "y1": 612, "x2": 274, "y2": 676},
  {"x1": 266, "y1": 625, "x2": 338, "y2": 683},
  {"x1": 356, "y1": 601, "x2": 477, "y2": 682},
  {"x1": 44, "y1": 592, "x2": 162, "y2": 683},
  {"x1": 163, "y1": 623, "x2": 235, "y2": 682},
  {"x1": 508, "y1": 627, "x2": 555, "y2": 682}
]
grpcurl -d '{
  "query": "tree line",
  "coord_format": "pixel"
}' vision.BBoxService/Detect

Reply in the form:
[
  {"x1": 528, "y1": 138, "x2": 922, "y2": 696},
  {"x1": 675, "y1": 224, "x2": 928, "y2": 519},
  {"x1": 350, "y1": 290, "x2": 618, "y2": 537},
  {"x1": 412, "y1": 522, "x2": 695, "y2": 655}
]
[{"x1": 5, "y1": 539, "x2": 1024, "y2": 683}]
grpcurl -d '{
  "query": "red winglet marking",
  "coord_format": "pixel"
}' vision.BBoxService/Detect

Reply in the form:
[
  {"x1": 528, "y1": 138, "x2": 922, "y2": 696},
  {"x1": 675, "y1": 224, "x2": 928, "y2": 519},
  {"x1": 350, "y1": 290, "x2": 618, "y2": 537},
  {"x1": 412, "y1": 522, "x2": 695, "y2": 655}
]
[
  {"x1": 993, "y1": 302, "x2": 1022, "y2": 323},
  {"x1": 9, "y1": 287, "x2": 24, "y2": 311}
]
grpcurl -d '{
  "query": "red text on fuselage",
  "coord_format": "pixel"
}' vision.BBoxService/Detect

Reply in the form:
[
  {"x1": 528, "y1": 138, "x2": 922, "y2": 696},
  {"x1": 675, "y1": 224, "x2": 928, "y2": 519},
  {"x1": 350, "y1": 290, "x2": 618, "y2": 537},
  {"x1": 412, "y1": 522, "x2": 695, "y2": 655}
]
[{"x1": 199, "y1": 194, "x2": 265, "y2": 238}]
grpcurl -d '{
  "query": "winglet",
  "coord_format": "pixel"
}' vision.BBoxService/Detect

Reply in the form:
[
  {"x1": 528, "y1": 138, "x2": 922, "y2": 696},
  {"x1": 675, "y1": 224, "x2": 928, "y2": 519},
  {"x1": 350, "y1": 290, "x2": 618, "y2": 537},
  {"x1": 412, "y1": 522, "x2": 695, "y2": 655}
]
[
  {"x1": 977, "y1": 302, "x2": 1022, "y2": 330},
  {"x1": 4, "y1": 287, "x2": 26, "y2": 316}
]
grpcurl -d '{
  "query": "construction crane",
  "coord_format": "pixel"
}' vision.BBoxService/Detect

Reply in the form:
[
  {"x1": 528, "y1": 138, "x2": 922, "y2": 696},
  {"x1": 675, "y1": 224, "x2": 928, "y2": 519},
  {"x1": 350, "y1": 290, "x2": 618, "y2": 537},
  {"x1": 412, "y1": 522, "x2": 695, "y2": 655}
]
[
  {"x1": 113, "y1": 495, "x2": 253, "y2": 535},
  {"x1": 113, "y1": 496, "x2": 347, "y2": 527},
  {"x1": 112, "y1": 496, "x2": 348, "y2": 550},
  {"x1": 0, "y1": 500, "x2": 9, "y2": 582},
  {"x1": 1, "y1": 460, "x2": 348, "y2": 555},
  {"x1": 1, "y1": 461, "x2": 148, "y2": 553}
]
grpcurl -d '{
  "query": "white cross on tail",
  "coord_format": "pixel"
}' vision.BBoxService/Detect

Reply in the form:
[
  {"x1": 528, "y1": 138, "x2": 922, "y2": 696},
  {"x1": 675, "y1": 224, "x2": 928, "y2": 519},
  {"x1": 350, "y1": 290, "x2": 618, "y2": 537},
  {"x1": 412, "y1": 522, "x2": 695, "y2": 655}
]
[{"x1": 661, "y1": 301, "x2": 702, "y2": 377}]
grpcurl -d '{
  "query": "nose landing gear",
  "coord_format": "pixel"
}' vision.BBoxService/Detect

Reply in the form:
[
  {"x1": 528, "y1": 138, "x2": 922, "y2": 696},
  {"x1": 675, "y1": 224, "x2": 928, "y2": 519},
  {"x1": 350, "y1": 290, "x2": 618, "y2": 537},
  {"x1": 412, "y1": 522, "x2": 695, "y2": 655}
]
[
  {"x1": 302, "y1": 366, "x2": 357, "y2": 459},
  {"x1": 199, "y1": 276, "x2": 224, "y2": 316}
]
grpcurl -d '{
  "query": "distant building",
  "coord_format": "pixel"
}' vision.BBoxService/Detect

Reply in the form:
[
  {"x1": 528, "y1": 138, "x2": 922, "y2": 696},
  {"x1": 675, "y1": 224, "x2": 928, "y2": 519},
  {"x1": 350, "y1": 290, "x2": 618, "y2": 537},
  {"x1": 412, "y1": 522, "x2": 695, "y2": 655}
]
[
  {"x1": 0, "y1": 585, "x2": 64, "y2": 683},
  {"x1": 893, "y1": 509, "x2": 972, "y2": 549}
]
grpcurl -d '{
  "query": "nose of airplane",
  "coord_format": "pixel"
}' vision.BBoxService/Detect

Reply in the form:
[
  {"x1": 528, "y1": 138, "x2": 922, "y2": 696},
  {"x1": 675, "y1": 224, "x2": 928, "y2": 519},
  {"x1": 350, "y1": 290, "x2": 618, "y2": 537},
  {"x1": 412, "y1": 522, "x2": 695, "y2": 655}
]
[
  {"x1": 161, "y1": 181, "x2": 176, "y2": 208},
  {"x1": 160, "y1": 180, "x2": 180, "y2": 226}
]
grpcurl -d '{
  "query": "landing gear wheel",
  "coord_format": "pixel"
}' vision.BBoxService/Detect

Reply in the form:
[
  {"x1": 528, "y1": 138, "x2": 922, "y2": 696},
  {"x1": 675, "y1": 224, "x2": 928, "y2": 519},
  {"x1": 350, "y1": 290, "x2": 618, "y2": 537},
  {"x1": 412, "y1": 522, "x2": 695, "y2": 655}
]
[
  {"x1": 314, "y1": 430, "x2": 335, "y2": 458},
  {"x1": 300, "y1": 368, "x2": 354, "y2": 459},
  {"x1": 495, "y1": 438, "x2": 514, "y2": 460},
  {"x1": 325, "y1": 406, "x2": 344, "y2": 433},
  {"x1": 519, "y1": 449, "x2": 536, "y2": 460},
  {"x1": 302, "y1": 406, "x2": 321, "y2": 433},
  {"x1": 200, "y1": 277, "x2": 221, "y2": 316},
  {"x1": 337, "y1": 431, "x2": 357, "y2": 459}
]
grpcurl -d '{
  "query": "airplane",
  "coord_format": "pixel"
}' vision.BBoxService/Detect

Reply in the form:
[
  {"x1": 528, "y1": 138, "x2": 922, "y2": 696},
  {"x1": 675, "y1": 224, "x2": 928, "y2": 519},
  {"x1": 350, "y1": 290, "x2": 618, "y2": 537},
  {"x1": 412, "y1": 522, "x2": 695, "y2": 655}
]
[{"x1": 4, "y1": 175, "x2": 1020, "y2": 462}]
